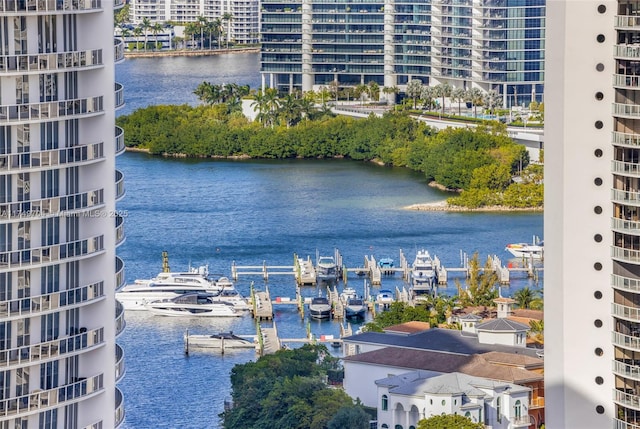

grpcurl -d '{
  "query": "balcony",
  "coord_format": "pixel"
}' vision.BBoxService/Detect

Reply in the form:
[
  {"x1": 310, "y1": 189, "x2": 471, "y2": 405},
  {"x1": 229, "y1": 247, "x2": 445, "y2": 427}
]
[
  {"x1": 115, "y1": 214, "x2": 125, "y2": 247},
  {"x1": 115, "y1": 300, "x2": 125, "y2": 337},
  {"x1": 0, "y1": 374, "x2": 104, "y2": 421},
  {"x1": 116, "y1": 169, "x2": 125, "y2": 201},
  {"x1": 615, "y1": 44, "x2": 640, "y2": 59},
  {"x1": 0, "y1": 189, "x2": 104, "y2": 223},
  {"x1": 616, "y1": 15, "x2": 640, "y2": 29},
  {"x1": 114, "y1": 38, "x2": 125, "y2": 64},
  {"x1": 613, "y1": 273, "x2": 640, "y2": 294},
  {"x1": 615, "y1": 418, "x2": 640, "y2": 429},
  {"x1": 613, "y1": 302, "x2": 640, "y2": 322},
  {"x1": 115, "y1": 256, "x2": 125, "y2": 290},
  {"x1": 612, "y1": 217, "x2": 640, "y2": 236},
  {"x1": 615, "y1": 103, "x2": 640, "y2": 118},
  {"x1": 613, "y1": 160, "x2": 640, "y2": 177},
  {"x1": 529, "y1": 396, "x2": 545, "y2": 409},
  {"x1": 0, "y1": 0, "x2": 102, "y2": 13},
  {"x1": 615, "y1": 388, "x2": 640, "y2": 411},
  {"x1": 115, "y1": 387, "x2": 125, "y2": 429},
  {"x1": 613, "y1": 360, "x2": 640, "y2": 382},
  {"x1": 0, "y1": 96, "x2": 103, "y2": 125},
  {"x1": 613, "y1": 330, "x2": 640, "y2": 351},
  {"x1": 612, "y1": 188, "x2": 640, "y2": 206},
  {"x1": 614, "y1": 74, "x2": 640, "y2": 90},
  {"x1": 0, "y1": 49, "x2": 102, "y2": 74},
  {"x1": 115, "y1": 344, "x2": 125, "y2": 383},
  {"x1": 0, "y1": 281, "x2": 104, "y2": 321},
  {"x1": 115, "y1": 126, "x2": 125, "y2": 156},
  {"x1": 613, "y1": 245, "x2": 640, "y2": 264},
  {"x1": 510, "y1": 415, "x2": 531, "y2": 427},
  {"x1": 0, "y1": 142, "x2": 104, "y2": 173},
  {"x1": 115, "y1": 82, "x2": 125, "y2": 110},
  {"x1": 0, "y1": 235, "x2": 104, "y2": 272},
  {"x1": 613, "y1": 131, "x2": 640, "y2": 148},
  {"x1": 0, "y1": 328, "x2": 103, "y2": 370}
]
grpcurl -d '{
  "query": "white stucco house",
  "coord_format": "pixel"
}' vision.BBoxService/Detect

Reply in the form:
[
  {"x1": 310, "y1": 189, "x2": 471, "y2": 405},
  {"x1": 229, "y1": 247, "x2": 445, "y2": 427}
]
[{"x1": 375, "y1": 371, "x2": 532, "y2": 429}]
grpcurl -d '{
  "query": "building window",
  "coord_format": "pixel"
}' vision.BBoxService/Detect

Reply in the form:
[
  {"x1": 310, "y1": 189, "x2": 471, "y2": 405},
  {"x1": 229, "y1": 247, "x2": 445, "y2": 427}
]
[{"x1": 382, "y1": 395, "x2": 388, "y2": 411}]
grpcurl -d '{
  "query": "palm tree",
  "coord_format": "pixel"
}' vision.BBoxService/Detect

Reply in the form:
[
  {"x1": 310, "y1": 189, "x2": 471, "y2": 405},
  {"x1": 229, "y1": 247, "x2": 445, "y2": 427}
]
[
  {"x1": 420, "y1": 85, "x2": 435, "y2": 110},
  {"x1": 222, "y1": 12, "x2": 233, "y2": 49},
  {"x1": 184, "y1": 22, "x2": 198, "y2": 49},
  {"x1": 437, "y1": 82, "x2": 452, "y2": 116},
  {"x1": 132, "y1": 26, "x2": 143, "y2": 51},
  {"x1": 277, "y1": 93, "x2": 302, "y2": 127},
  {"x1": 483, "y1": 89, "x2": 502, "y2": 116},
  {"x1": 355, "y1": 83, "x2": 368, "y2": 106},
  {"x1": 212, "y1": 18, "x2": 224, "y2": 49},
  {"x1": 317, "y1": 86, "x2": 331, "y2": 105},
  {"x1": 405, "y1": 79, "x2": 423, "y2": 109},
  {"x1": 513, "y1": 287, "x2": 539, "y2": 309},
  {"x1": 197, "y1": 15, "x2": 208, "y2": 49},
  {"x1": 141, "y1": 18, "x2": 151, "y2": 51},
  {"x1": 151, "y1": 22, "x2": 163, "y2": 50},
  {"x1": 451, "y1": 87, "x2": 466, "y2": 116},
  {"x1": 466, "y1": 87, "x2": 484, "y2": 118},
  {"x1": 252, "y1": 88, "x2": 279, "y2": 127},
  {"x1": 367, "y1": 81, "x2": 380, "y2": 102},
  {"x1": 381, "y1": 85, "x2": 399, "y2": 105}
]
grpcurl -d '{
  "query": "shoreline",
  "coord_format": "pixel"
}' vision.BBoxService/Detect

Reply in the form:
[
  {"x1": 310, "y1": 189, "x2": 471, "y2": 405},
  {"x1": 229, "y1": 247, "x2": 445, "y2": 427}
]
[
  {"x1": 404, "y1": 200, "x2": 544, "y2": 213},
  {"x1": 124, "y1": 47, "x2": 259, "y2": 59}
]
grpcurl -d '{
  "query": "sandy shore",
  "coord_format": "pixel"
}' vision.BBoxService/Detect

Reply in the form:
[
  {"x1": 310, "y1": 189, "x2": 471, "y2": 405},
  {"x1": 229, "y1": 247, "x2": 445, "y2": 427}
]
[{"x1": 404, "y1": 200, "x2": 543, "y2": 212}]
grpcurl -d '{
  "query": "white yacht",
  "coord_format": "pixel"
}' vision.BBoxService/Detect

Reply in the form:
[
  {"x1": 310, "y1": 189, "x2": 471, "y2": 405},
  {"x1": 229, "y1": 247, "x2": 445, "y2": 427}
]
[
  {"x1": 116, "y1": 265, "x2": 239, "y2": 311},
  {"x1": 411, "y1": 249, "x2": 438, "y2": 292},
  {"x1": 505, "y1": 241, "x2": 544, "y2": 260},
  {"x1": 316, "y1": 256, "x2": 338, "y2": 281},
  {"x1": 309, "y1": 297, "x2": 332, "y2": 319},
  {"x1": 184, "y1": 331, "x2": 257, "y2": 349},
  {"x1": 146, "y1": 293, "x2": 243, "y2": 317}
]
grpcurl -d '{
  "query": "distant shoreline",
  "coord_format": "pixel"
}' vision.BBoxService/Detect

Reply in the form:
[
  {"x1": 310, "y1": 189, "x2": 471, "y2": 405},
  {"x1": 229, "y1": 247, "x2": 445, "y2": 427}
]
[
  {"x1": 404, "y1": 200, "x2": 544, "y2": 213},
  {"x1": 124, "y1": 47, "x2": 260, "y2": 58}
]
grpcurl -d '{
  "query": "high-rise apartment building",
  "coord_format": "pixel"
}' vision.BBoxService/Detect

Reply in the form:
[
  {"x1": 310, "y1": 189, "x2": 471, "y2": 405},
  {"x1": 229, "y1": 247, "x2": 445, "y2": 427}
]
[
  {"x1": 0, "y1": 1, "x2": 126, "y2": 427},
  {"x1": 545, "y1": 0, "x2": 640, "y2": 428},
  {"x1": 130, "y1": 0, "x2": 260, "y2": 45},
  {"x1": 260, "y1": 0, "x2": 545, "y2": 106}
]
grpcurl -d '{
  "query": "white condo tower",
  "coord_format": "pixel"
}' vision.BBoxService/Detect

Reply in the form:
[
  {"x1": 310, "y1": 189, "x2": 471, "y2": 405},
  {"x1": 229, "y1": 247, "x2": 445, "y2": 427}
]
[{"x1": 0, "y1": 1, "x2": 126, "y2": 428}]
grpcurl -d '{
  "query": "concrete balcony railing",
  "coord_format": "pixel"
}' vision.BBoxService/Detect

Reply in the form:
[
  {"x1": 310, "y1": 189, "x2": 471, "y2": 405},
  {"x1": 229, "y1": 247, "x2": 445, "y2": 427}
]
[
  {"x1": 612, "y1": 188, "x2": 640, "y2": 206},
  {"x1": 612, "y1": 217, "x2": 640, "y2": 235},
  {"x1": 0, "y1": 281, "x2": 104, "y2": 321},
  {"x1": 0, "y1": 374, "x2": 104, "y2": 420},
  {"x1": 0, "y1": 328, "x2": 103, "y2": 370},
  {"x1": 613, "y1": 302, "x2": 640, "y2": 322},
  {"x1": 114, "y1": 38, "x2": 125, "y2": 64},
  {"x1": 115, "y1": 214, "x2": 125, "y2": 247},
  {"x1": 616, "y1": 15, "x2": 640, "y2": 29},
  {"x1": 510, "y1": 415, "x2": 532, "y2": 427},
  {"x1": 0, "y1": 0, "x2": 102, "y2": 13},
  {"x1": 612, "y1": 245, "x2": 640, "y2": 264},
  {"x1": 116, "y1": 169, "x2": 125, "y2": 201},
  {"x1": 0, "y1": 49, "x2": 102, "y2": 74},
  {"x1": 613, "y1": 360, "x2": 640, "y2": 382},
  {"x1": 115, "y1": 256, "x2": 125, "y2": 290},
  {"x1": 115, "y1": 126, "x2": 125, "y2": 156},
  {"x1": 0, "y1": 235, "x2": 104, "y2": 272},
  {"x1": 614, "y1": 388, "x2": 640, "y2": 411},
  {"x1": 81, "y1": 422, "x2": 103, "y2": 429},
  {"x1": 0, "y1": 142, "x2": 104, "y2": 172},
  {"x1": 115, "y1": 387, "x2": 125, "y2": 429},
  {"x1": 613, "y1": 330, "x2": 640, "y2": 351},
  {"x1": 0, "y1": 96, "x2": 103, "y2": 125},
  {"x1": 615, "y1": 44, "x2": 640, "y2": 59},
  {"x1": 612, "y1": 273, "x2": 640, "y2": 294},
  {"x1": 614, "y1": 103, "x2": 640, "y2": 118},
  {"x1": 115, "y1": 344, "x2": 125, "y2": 383},
  {"x1": 613, "y1": 131, "x2": 640, "y2": 148},
  {"x1": 614, "y1": 74, "x2": 640, "y2": 89},
  {"x1": 529, "y1": 396, "x2": 545, "y2": 409},
  {"x1": 0, "y1": 189, "x2": 104, "y2": 222},
  {"x1": 115, "y1": 300, "x2": 125, "y2": 337},
  {"x1": 615, "y1": 418, "x2": 640, "y2": 429},
  {"x1": 115, "y1": 82, "x2": 125, "y2": 110},
  {"x1": 612, "y1": 159, "x2": 640, "y2": 177}
]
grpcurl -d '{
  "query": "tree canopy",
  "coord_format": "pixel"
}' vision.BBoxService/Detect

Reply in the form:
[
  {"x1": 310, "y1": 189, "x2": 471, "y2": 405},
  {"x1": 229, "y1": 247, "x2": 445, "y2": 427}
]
[{"x1": 417, "y1": 414, "x2": 485, "y2": 429}]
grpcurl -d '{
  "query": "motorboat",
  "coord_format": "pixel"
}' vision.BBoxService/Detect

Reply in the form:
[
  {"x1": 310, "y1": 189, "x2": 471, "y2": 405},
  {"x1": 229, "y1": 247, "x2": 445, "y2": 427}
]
[
  {"x1": 376, "y1": 289, "x2": 394, "y2": 307},
  {"x1": 145, "y1": 292, "x2": 243, "y2": 317},
  {"x1": 340, "y1": 287, "x2": 357, "y2": 302},
  {"x1": 209, "y1": 277, "x2": 251, "y2": 311},
  {"x1": 184, "y1": 331, "x2": 256, "y2": 349},
  {"x1": 115, "y1": 264, "x2": 223, "y2": 311},
  {"x1": 411, "y1": 249, "x2": 438, "y2": 292},
  {"x1": 309, "y1": 297, "x2": 332, "y2": 319},
  {"x1": 316, "y1": 256, "x2": 338, "y2": 281},
  {"x1": 344, "y1": 297, "x2": 367, "y2": 319},
  {"x1": 506, "y1": 240, "x2": 544, "y2": 259},
  {"x1": 378, "y1": 257, "x2": 395, "y2": 275}
]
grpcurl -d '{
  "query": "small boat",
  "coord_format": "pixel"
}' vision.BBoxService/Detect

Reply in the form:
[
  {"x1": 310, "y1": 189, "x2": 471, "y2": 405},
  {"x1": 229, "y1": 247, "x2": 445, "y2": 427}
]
[
  {"x1": 146, "y1": 292, "x2": 243, "y2": 317},
  {"x1": 340, "y1": 287, "x2": 357, "y2": 302},
  {"x1": 411, "y1": 249, "x2": 438, "y2": 292},
  {"x1": 209, "y1": 277, "x2": 251, "y2": 311},
  {"x1": 309, "y1": 297, "x2": 332, "y2": 319},
  {"x1": 376, "y1": 289, "x2": 394, "y2": 307},
  {"x1": 316, "y1": 256, "x2": 338, "y2": 281},
  {"x1": 506, "y1": 239, "x2": 544, "y2": 259},
  {"x1": 184, "y1": 331, "x2": 256, "y2": 349},
  {"x1": 378, "y1": 257, "x2": 395, "y2": 275},
  {"x1": 345, "y1": 297, "x2": 367, "y2": 319}
]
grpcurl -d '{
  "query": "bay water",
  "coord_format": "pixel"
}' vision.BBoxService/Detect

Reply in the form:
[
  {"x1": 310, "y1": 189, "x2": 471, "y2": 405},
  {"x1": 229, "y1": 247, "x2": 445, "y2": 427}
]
[{"x1": 116, "y1": 55, "x2": 543, "y2": 428}]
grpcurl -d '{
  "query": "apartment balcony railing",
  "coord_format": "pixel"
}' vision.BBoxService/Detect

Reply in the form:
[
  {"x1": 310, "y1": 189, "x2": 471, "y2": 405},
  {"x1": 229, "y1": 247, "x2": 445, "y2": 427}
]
[
  {"x1": 510, "y1": 415, "x2": 532, "y2": 427},
  {"x1": 614, "y1": 103, "x2": 640, "y2": 118},
  {"x1": 0, "y1": 142, "x2": 104, "y2": 172},
  {"x1": 615, "y1": 418, "x2": 640, "y2": 429},
  {"x1": 613, "y1": 273, "x2": 640, "y2": 294},
  {"x1": 613, "y1": 331, "x2": 640, "y2": 351},
  {"x1": 116, "y1": 169, "x2": 125, "y2": 201},
  {"x1": 115, "y1": 344, "x2": 125, "y2": 383},
  {"x1": 612, "y1": 159, "x2": 640, "y2": 177},
  {"x1": 0, "y1": 374, "x2": 104, "y2": 421},
  {"x1": 612, "y1": 217, "x2": 640, "y2": 236},
  {"x1": 0, "y1": 0, "x2": 102, "y2": 13},
  {"x1": 612, "y1": 245, "x2": 640, "y2": 264},
  {"x1": 0, "y1": 49, "x2": 102, "y2": 74},
  {"x1": 529, "y1": 396, "x2": 545, "y2": 409},
  {"x1": 115, "y1": 214, "x2": 125, "y2": 247},
  {"x1": 0, "y1": 328, "x2": 103, "y2": 370},
  {"x1": 614, "y1": 388, "x2": 640, "y2": 411},
  {"x1": 613, "y1": 302, "x2": 640, "y2": 322},
  {"x1": 614, "y1": 74, "x2": 640, "y2": 89},
  {"x1": 615, "y1": 44, "x2": 640, "y2": 59},
  {"x1": 115, "y1": 387, "x2": 125, "y2": 429},
  {"x1": 616, "y1": 15, "x2": 640, "y2": 29},
  {"x1": 81, "y1": 422, "x2": 102, "y2": 429},
  {"x1": 612, "y1": 188, "x2": 640, "y2": 206},
  {"x1": 115, "y1": 126, "x2": 125, "y2": 155},
  {"x1": 0, "y1": 189, "x2": 105, "y2": 222},
  {"x1": 116, "y1": 256, "x2": 125, "y2": 290},
  {"x1": 115, "y1": 300, "x2": 125, "y2": 337},
  {"x1": 0, "y1": 235, "x2": 104, "y2": 271},
  {"x1": 115, "y1": 82, "x2": 124, "y2": 110},
  {"x1": 613, "y1": 131, "x2": 640, "y2": 148},
  {"x1": 114, "y1": 38, "x2": 124, "y2": 64},
  {"x1": 0, "y1": 281, "x2": 104, "y2": 321},
  {"x1": 0, "y1": 96, "x2": 103, "y2": 125},
  {"x1": 613, "y1": 360, "x2": 640, "y2": 382}
]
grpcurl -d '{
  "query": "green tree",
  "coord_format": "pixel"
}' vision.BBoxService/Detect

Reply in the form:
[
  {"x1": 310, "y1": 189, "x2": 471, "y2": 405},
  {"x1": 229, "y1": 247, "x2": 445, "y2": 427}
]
[
  {"x1": 469, "y1": 163, "x2": 512, "y2": 191},
  {"x1": 417, "y1": 414, "x2": 484, "y2": 429},
  {"x1": 141, "y1": 17, "x2": 151, "y2": 51},
  {"x1": 222, "y1": 12, "x2": 233, "y2": 48},
  {"x1": 420, "y1": 85, "x2": 436, "y2": 110},
  {"x1": 483, "y1": 89, "x2": 502, "y2": 115},
  {"x1": 197, "y1": 15, "x2": 208, "y2": 48},
  {"x1": 132, "y1": 26, "x2": 143, "y2": 50},
  {"x1": 451, "y1": 87, "x2": 466, "y2": 116},
  {"x1": 466, "y1": 88, "x2": 484, "y2": 117},
  {"x1": 406, "y1": 79, "x2": 423, "y2": 109},
  {"x1": 114, "y1": 3, "x2": 130, "y2": 27},
  {"x1": 456, "y1": 252, "x2": 499, "y2": 307},
  {"x1": 151, "y1": 22, "x2": 163, "y2": 50},
  {"x1": 513, "y1": 286, "x2": 540, "y2": 309},
  {"x1": 367, "y1": 81, "x2": 380, "y2": 102},
  {"x1": 435, "y1": 82, "x2": 452, "y2": 116},
  {"x1": 327, "y1": 406, "x2": 370, "y2": 429}
]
